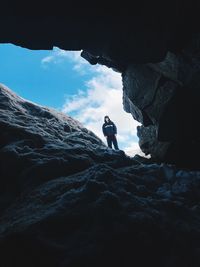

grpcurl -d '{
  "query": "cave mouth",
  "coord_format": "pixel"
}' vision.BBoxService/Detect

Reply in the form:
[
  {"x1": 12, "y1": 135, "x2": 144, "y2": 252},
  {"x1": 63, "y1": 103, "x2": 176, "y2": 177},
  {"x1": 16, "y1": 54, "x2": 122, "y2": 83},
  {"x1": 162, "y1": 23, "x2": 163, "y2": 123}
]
[
  {"x1": 1, "y1": 5, "x2": 200, "y2": 169},
  {"x1": 0, "y1": 43, "x2": 142, "y2": 157}
]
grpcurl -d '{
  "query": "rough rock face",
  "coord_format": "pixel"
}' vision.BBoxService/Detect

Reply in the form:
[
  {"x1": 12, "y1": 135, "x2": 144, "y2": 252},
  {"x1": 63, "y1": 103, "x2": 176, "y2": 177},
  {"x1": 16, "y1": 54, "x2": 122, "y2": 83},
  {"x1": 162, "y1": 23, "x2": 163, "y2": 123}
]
[
  {"x1": 122, "y1": 35, "x2": 200, "y2": 168},
  {"x1": 1, "y1": 85, "x2": 200, "y2": 267},
  {"x1": 137, "y1": 125, "x2": 170, "y2": 161},
  {"x1": 0, "y1": 84, "x2": 128, "y2": 212}
]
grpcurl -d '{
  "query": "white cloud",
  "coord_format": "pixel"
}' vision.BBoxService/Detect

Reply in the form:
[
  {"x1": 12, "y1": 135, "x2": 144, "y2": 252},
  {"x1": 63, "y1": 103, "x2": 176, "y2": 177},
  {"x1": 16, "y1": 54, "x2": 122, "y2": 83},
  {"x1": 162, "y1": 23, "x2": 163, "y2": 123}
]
[
  {"x1": 124, "y1": 142, "x2": 148, "y2": 157},
  {"x1": 41, "y1": 48, "x2": 89, "y2": 74},
  {"x1": 41, "y1": 55, "x2": 54, "y2": 64}
]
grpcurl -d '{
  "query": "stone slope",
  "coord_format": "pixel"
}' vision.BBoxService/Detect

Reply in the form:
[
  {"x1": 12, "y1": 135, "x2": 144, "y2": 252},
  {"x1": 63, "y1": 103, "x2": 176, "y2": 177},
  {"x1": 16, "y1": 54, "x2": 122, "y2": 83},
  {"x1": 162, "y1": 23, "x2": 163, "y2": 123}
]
[
  {"x1": 0, "y1": 84, "x2": 130, "y2": 212},
  {"x1": 0, "y1": 85, "x2": 200, "y2": 266}
]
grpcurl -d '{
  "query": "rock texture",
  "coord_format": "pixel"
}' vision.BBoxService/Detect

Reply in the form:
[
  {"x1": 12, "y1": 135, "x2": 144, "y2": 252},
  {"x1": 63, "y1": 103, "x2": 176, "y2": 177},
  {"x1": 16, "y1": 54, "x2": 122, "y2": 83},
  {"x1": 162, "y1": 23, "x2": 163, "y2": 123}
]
[
  {"x1": 0, "y1": 84, "x2": 128, "y2": 212},
  {"x1": 122, "y1": 35, "x2": 200, "y2": 168},
  {"x1": 1, "y1": 85, "x2": 200, "y2": 267}
]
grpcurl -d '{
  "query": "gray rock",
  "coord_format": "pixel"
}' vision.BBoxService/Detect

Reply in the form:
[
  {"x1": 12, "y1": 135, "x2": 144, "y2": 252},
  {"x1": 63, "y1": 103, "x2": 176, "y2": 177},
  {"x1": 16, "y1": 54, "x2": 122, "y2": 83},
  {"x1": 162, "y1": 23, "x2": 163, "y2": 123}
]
[
  {"x1": 122, "y1": 64, "x2": 161, "y2": 125},
  {"x1": 137, "y1": 125, "x2": 170, "y2": 160},
  {"x1": 0, "y1": 84, "x2": 133, "y2": 212}
]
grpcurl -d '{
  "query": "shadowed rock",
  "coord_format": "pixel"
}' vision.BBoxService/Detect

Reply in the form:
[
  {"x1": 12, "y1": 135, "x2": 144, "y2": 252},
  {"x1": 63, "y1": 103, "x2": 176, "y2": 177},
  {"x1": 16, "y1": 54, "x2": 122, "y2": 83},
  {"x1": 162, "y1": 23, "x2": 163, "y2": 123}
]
[
  {"x1": 0, "y1": 84, "x2": 131, "y2": 212},
  {"x1": 122, "y1": 34, "x2": 200, "y2": 168},
  {"x1": 0, "y1": 85, "x2": 200, "y2": 267}
]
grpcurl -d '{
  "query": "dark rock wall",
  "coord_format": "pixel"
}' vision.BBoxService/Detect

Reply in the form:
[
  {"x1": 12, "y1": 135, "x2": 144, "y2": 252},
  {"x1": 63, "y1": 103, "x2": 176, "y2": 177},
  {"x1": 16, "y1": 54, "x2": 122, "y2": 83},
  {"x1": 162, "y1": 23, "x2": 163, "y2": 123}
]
[
  {"x1": 0, "y1": 2, "x2": 199, "y2": 67},
  {"x1": 122, "y1": 35, "x2": 200, "y2": 168}
]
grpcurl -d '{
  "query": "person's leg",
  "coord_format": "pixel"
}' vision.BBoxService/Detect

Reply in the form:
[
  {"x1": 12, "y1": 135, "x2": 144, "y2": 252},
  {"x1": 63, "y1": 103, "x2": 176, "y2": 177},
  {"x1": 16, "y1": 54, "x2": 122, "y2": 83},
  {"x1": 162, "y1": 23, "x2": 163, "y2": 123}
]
[
  {"x1": 107, "y1": 136, "x2": 112, "y2": 148},
  {"x1": 113, "y1": 135, "x2": 119, "y2": 150}
]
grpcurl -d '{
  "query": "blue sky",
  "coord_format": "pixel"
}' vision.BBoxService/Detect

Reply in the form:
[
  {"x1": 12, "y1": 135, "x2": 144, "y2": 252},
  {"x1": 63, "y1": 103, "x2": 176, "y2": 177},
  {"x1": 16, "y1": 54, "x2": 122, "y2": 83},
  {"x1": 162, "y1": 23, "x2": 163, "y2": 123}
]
[
  {"x1": 0, "y1": 44, "x2": 142, "y2": 155},
  {"x1": 0, "y1": 44, "x2": 92, "y2": 109}
]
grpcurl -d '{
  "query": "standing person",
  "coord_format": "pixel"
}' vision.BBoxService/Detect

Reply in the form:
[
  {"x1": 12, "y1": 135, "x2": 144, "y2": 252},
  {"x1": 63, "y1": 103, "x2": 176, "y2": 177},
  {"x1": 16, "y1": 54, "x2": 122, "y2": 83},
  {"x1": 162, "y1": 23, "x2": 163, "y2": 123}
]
[{"x1": 102, "y1": 115, "x2": 119, "y2": 150}]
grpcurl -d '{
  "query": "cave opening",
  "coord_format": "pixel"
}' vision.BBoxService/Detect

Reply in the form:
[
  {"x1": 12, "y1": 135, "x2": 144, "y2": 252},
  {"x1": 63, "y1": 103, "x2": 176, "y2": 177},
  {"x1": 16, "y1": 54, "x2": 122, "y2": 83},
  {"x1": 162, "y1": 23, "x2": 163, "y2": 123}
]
[
  {"x1": 1, "y1": 6, "x2": 200, "y2": 267},
  {"x1": 0, "y1": 43, "x2": 142, "y2": 156}
]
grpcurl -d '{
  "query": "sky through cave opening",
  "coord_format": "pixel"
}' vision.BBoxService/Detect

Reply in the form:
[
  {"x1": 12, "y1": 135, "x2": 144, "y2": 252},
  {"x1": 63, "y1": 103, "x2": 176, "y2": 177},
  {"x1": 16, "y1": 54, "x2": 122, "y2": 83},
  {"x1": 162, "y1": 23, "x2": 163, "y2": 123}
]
[{"x1": 0, "y1": 44, "x2": 143, "y2": 156}]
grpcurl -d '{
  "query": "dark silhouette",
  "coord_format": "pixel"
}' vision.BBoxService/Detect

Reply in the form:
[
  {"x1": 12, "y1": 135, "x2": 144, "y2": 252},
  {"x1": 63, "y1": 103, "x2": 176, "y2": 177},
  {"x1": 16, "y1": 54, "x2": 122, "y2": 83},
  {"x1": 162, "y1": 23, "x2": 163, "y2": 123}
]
[{"x1": 102, "y1": 115, "x2": 119, "y2": 150}]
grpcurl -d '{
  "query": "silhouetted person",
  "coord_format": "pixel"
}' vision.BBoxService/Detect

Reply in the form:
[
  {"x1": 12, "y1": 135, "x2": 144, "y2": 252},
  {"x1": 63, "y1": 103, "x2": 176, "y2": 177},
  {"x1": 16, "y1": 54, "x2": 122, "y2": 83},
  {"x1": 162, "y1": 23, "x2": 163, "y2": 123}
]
[{"x1": 102, "y1": 115, "x2": 119, "y2": 150}]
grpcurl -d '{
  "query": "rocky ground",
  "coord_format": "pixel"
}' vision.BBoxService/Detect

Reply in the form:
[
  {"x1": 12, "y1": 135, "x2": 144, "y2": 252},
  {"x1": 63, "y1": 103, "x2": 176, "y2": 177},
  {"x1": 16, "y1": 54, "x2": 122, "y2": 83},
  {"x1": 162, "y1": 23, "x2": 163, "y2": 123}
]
[{"x1": 0, "y1": 84, "x2": 200, "y2": 267}]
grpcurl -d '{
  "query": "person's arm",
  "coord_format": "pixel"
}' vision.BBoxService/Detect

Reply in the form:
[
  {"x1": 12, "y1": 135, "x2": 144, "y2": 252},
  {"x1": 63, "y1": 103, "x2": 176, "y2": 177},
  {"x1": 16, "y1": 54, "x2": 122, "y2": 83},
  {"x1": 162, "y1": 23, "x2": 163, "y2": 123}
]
[
  {"x1": 102, "y1": 124, "x2": 107, "y2": 136},
  {"x1": 113, "y1": 122, "x2": 117, "y2": 135}
]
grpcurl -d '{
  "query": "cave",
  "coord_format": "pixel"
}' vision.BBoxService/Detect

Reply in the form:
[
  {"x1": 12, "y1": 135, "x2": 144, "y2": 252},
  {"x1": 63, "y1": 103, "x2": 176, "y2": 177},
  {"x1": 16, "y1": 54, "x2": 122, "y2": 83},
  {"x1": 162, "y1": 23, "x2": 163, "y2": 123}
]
[{"x1": 1, "y1": 3, "x2": 200, "y2": 267}]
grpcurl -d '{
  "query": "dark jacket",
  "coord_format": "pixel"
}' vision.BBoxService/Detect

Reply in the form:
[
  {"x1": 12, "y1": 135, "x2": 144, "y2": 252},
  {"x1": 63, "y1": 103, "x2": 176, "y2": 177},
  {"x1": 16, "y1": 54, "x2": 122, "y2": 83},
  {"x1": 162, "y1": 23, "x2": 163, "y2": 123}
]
[{"x1": 102, "y1": 120, "x2": 117, "y2": 136}]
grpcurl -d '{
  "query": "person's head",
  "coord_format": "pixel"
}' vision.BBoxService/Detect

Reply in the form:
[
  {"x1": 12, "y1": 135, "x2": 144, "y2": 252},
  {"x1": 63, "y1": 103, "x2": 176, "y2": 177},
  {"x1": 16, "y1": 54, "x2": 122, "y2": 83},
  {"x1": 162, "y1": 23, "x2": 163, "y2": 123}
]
[{"x1": 104, "y1": 115, "x2": 110, "y2": 123}]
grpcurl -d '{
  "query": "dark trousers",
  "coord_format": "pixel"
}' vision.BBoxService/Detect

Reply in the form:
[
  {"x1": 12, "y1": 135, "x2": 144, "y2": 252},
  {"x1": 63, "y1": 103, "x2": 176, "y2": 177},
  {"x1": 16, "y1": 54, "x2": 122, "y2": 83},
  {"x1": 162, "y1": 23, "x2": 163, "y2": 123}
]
[{"x1": 107, "y1": 135, "x2": 119, "y2": 150}]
